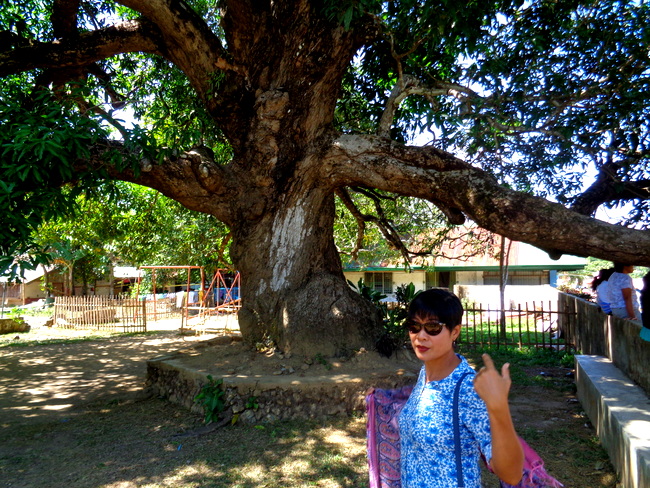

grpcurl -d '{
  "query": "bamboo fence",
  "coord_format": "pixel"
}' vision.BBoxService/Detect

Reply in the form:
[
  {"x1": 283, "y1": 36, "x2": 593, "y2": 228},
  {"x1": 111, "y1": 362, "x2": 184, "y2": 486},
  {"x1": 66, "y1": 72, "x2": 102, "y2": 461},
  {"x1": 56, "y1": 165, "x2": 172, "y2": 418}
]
[{"x1": 53, "y1": 296, "x2": 146, "y2": 332}]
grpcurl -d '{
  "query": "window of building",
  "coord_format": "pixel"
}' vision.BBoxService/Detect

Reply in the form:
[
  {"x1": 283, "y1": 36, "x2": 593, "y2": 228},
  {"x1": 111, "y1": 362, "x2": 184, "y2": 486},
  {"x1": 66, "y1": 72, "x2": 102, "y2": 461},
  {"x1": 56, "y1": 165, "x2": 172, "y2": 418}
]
[
  {"x1": 426, "y1": 272, "x2": 436, "y2": 289},
  {"x1": 364, "y1": 272, "x2": 393, "y2": 294},
  {"x1": 425, "y1": 271, "x2": 452, "y2": 289},
  {"x1": 483, "y1": 270, "x2": 550, "y2": 286}
]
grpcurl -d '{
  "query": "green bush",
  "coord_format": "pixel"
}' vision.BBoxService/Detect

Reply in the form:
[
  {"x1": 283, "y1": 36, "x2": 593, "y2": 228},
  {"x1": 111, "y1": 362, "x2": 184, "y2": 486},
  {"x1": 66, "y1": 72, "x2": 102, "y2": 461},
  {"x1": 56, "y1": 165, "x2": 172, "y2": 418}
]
[
  {"x1": 194, "y1": 375, "x2": 226, "y2": 424},
  {"x1": 349, "y1": 280, "x2": 420, "y2": 357}
]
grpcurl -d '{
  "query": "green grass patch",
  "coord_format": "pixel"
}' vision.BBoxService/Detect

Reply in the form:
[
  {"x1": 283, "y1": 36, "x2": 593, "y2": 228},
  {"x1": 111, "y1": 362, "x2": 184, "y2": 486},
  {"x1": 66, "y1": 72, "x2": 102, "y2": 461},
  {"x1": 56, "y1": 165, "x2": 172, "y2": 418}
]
[
  {"x1": 461, "y1": 346, "x2": 575, "y2": 387},
  {"x1": 0, "y1": 330, "x2": 158, "y2": 348}
]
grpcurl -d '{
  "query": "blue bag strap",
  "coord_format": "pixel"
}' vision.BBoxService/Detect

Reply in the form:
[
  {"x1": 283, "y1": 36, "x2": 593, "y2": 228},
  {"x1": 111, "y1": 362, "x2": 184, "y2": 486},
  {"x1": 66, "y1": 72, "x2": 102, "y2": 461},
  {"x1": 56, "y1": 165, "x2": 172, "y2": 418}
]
[{"x1": 453, "y1": 372, "x2": 473, "y2": 488}]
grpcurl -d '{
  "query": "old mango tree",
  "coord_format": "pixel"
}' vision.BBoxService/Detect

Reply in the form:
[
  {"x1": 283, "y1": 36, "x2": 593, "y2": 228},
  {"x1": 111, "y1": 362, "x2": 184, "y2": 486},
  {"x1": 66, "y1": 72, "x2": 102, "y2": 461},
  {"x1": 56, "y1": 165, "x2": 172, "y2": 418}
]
[{"x1": 2, "y1": 0, "x2": 650, "y2": 355}]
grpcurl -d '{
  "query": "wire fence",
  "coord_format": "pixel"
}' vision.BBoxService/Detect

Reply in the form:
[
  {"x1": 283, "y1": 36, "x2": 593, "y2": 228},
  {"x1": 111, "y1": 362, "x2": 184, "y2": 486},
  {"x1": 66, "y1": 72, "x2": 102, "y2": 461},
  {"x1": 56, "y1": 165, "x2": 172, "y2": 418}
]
[{"x1": 459, "y1": 301, "x2": 576, "y2": 352}]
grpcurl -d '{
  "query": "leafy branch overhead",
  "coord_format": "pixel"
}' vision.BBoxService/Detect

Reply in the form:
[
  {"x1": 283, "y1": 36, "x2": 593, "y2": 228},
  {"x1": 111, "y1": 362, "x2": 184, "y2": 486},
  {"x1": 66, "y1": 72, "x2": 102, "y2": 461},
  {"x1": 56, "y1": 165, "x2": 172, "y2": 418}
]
[{"x1": 2, "y1": 0, "x2": 650, "y2": 354}]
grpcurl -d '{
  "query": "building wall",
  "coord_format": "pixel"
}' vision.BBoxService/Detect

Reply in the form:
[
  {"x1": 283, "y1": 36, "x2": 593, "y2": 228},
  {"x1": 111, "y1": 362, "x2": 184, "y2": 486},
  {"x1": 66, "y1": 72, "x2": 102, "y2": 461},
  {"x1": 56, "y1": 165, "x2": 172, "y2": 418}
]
[
  {"x1": 344, "y1": 269, "x2": 562, "y2": 309},
  {"x1": 392, "y1": 271, "x2": 425, "y2": 291},
  {"x1": 24, "y1": 280, "x2": 46, "y2": 301},
  {"x1": 456, "y1": 271, "x2": 483, "y2": 286},
  {"x1": 72, "y1": 281, "x2": 115, "y2": 296},
  {"x1": 455, "y1": 284, "x2": 560, "y2": 309}
]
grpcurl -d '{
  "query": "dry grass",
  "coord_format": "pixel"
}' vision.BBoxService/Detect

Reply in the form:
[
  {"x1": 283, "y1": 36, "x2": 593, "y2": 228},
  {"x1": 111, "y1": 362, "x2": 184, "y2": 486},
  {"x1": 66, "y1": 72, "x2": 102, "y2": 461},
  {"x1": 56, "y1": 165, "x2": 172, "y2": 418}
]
[
  {"x1": 0, "y1": 320, "x2": 620, "y2": 488},
  {"x1": 1, "y1": 395, "x2": 369, "y2": 488}
]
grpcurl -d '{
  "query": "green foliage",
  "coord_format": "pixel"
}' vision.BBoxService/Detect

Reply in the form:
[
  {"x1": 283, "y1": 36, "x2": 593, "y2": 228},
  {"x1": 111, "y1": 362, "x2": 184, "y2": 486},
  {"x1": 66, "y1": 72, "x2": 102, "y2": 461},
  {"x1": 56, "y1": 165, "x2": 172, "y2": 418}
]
[
  {"x1": 245, "y1": 396, "x2": 259, "y2": 410},
  {"x1": 2, "y1": 307, "x2": 24, "y2": 322},
  {"x1": 335, "y1": 193, "x2": 449, "y2": 268},
  {"x1": 3, "y1": 0, "x2": 650, "y2": 286},
  {"x1": 334, "y1": 0, "x2": 650, "y2": 226},
  {"x1": 194, "y1": 375, "x2": 226, "y2": 425},
  {"x1": 378, "y1": 283, "x2": 420, "y2": 356},
  {"x1": 458, "y1": 312, "x2": 571, "y2": 353},
  {"x1": 349, "y1": 279, "x2": 420, "y2": 357},
  {"x1": 31, "y1": 181, "x2": 232, "y2": 288},
  {"x1": 348, "y1": 277, "x2": 386, "y2": 306},
  {"x1": 314, "y1": 352, "x2": 332, "y2": 370},
  {"x1": 0, "y1": 84, "x2": 110, "y2": 277},
  {"x1": 464, "y1": 347, "x2": 575, "y2": 387}
]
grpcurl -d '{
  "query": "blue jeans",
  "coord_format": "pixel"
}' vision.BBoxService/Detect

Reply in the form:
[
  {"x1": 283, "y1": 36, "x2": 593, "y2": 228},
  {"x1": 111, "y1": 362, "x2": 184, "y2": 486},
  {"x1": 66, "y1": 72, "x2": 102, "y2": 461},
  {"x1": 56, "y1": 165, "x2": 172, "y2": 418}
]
[{"x1": 611, "y1": 307, "x2": 641, "y2": 323}]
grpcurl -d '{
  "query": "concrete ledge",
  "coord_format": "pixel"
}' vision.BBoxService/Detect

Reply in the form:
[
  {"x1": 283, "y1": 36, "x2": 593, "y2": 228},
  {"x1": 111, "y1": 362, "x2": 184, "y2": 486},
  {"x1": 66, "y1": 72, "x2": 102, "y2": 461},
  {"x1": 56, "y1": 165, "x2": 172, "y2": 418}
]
[
  {"x1": 145, "y1": 337, "x2": 420, "y2": 423},
  {"x1": 576, "y1": 355, "x2": 650, "y2": 488}
]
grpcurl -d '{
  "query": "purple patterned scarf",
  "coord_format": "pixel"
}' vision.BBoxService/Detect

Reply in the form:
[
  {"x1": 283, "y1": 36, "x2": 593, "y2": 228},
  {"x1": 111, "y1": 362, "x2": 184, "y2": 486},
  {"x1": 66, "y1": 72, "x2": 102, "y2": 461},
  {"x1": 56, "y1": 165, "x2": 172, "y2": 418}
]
[{"x1": 365, "y1": 386, "x2": 413, "y2": 488}]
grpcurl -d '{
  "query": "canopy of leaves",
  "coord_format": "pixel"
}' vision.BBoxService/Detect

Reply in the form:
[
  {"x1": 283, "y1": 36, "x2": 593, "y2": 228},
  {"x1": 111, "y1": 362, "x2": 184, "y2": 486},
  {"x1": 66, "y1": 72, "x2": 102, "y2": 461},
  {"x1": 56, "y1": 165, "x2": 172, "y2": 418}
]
[
  {"x1": 337, "y1": 0, "x2": 650, "y2": 221},
  {"x1": 34, "y1": 181, "x2": 232, "y2": 286},
  {"x1": 2, "y1": 0, "x2": 650, "y2": 279},
  {"x1": 0, "y1": 79, "x2": 108, "y2": 276}
]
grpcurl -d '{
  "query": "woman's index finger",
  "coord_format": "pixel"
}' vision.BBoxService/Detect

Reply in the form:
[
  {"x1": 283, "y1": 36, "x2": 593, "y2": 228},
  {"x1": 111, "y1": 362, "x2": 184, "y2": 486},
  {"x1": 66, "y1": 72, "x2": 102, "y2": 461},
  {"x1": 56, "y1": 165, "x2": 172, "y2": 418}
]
[{"x1": 481, "y1": 353, "x2": 497, "y2": 371}]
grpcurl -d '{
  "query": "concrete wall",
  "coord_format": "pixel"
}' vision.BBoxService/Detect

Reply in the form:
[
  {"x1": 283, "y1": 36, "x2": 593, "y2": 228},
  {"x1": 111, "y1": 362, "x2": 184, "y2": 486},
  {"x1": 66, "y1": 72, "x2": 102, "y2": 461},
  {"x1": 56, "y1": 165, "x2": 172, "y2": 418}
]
[
  {"x1": 456, "y1": 284, "x2": 560, "y2": 310},
  {"x1": 344, "y1": 270, "x2": 558, "y2": 307},
  {"x1": 560, "y1": 293, "x2": 650, "y2": 396},
  {"x1": 576, "y1": 356, "x2": 650, "y2": 488},
  {"x1": 456, "y1": 270, "x2": 483, "y2": 286}
]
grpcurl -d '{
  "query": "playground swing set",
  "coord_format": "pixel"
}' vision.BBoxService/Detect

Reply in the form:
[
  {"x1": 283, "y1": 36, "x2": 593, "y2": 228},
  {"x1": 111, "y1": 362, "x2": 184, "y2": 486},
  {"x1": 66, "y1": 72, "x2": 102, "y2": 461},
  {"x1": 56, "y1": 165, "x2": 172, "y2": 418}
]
[{"x1": 134, "y1": 265, "x2": 241, "y2": 333}]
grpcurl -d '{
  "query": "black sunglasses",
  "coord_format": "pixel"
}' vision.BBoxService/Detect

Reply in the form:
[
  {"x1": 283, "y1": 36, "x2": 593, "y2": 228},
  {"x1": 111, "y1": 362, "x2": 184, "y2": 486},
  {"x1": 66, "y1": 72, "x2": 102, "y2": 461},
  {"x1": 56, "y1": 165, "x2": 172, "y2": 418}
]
[{"x1": 404, "y1": 320, "x2": 447, "y2": 336}]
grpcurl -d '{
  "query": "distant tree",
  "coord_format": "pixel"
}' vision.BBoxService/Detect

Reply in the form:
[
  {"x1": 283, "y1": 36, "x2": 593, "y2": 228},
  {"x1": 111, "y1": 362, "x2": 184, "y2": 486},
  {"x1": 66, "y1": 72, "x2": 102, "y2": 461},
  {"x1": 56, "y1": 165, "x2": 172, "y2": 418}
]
[
  {"x1": 2, "y1": 0, "x2": 650, "y2": 355},
  {"x1": 35, "y1": 182, "x2": 232, "y2": 293}
]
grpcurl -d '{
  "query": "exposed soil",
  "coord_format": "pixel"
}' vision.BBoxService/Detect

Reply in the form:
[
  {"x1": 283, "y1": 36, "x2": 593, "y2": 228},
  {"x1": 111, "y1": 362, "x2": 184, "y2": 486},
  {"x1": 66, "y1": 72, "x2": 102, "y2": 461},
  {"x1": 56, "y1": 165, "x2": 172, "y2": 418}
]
[{"x1": 0, "y1": 315, "x2": 619, "y2": 488}]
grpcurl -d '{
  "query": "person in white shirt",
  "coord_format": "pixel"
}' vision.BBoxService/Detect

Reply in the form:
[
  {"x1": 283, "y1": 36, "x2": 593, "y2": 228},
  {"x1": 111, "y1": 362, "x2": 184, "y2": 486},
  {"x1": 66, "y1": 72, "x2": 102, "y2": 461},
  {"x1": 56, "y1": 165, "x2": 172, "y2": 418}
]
[
  {"x1": 641, "y1": 272, "x2": 650, "y2": 341},
  {"x1": 608, "y1": 263, "x2": 640, "y2": 322},
  {"x1": 591, "y1": 268, "x2": 614, "y2": 315}
]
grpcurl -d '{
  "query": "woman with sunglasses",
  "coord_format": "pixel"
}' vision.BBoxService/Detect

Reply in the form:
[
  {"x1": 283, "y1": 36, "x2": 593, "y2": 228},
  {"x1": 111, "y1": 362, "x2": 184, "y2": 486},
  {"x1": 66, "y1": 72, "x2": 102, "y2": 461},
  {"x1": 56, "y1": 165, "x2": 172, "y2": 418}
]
[{"x1": 398, "y1": 288, "x2": 524, "y2": 487}]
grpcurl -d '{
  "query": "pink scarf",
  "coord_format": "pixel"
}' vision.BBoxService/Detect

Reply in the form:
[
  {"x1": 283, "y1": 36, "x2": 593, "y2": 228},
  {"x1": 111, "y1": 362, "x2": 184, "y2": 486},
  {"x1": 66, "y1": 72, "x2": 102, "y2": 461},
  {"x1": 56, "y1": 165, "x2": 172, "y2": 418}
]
[{"x1": 365, "y1": 386, "x2": 412, "y2": 488}]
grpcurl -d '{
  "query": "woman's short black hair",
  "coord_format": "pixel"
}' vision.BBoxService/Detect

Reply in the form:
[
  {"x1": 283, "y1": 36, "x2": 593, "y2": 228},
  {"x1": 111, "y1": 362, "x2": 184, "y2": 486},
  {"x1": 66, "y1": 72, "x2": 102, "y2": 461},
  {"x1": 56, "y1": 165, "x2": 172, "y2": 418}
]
[{"x1": 407, "y1": 288, "x2": 464, "y2": 331}]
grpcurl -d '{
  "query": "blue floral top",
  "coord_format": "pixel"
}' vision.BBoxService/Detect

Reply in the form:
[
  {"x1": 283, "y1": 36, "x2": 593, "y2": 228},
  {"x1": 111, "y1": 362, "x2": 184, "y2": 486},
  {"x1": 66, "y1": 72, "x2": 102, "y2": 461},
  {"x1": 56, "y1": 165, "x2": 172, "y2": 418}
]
[{"x1": 398, "y1": 356, "x2": 492, "y2": 488}]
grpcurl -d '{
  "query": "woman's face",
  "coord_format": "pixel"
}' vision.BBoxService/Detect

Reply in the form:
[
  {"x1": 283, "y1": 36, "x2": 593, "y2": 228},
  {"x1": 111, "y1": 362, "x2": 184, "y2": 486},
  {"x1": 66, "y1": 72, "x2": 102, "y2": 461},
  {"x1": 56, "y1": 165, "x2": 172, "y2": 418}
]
[
  {"x1": 407, "y1": 312, "x2": 460, "y2": 364},
  {"x1": 624, "y1": 265, "x2": 635, "y2": 274}
]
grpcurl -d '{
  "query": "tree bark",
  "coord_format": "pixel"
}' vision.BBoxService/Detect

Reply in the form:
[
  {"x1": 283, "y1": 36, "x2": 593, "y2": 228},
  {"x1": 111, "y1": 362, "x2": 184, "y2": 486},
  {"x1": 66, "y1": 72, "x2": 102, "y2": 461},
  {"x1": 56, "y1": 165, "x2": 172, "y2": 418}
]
[{"x1": 230, "y1": 178, "x2": 381, "y2": 356}]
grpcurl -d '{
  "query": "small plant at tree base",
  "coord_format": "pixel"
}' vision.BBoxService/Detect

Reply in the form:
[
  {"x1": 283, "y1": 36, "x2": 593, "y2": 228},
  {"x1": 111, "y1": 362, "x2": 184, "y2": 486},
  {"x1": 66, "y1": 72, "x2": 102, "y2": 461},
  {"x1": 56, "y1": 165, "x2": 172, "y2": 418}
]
[
  {"x1": 314, "y1": 353, "x2": 332, "y2": 370},
  {"x1": 194, "y1": 375, "x2": 226, "y2": 424},
  {"x1": 3, "y1": 308, "x2": 24, "y2": 322},
  {"x1": 245, "y1": 396, "x2": 259, "y2": 410},
  {"x1": 351, "y1": 280, "x2": 421, "y2": 357}
]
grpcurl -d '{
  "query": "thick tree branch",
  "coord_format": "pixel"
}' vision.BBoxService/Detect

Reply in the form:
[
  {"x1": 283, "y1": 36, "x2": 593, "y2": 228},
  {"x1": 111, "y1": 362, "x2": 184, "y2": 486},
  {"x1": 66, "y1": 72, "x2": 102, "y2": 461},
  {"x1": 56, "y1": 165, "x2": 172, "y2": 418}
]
[
  {"x1": 0, "y1": 20, "x2": 163, "y2": 78},
  {"x1": 83, "y1": 141, "x2": 238, "y2": 226},
  {"x1": 572, "y1": 161, "x2": 650, "y2": 216},
  {"x1": 324, "y1": 134, "x2": 650, "y2": 266},
  {"x1": 118, "y1": 0, "x2": 244, "y2": 92}
]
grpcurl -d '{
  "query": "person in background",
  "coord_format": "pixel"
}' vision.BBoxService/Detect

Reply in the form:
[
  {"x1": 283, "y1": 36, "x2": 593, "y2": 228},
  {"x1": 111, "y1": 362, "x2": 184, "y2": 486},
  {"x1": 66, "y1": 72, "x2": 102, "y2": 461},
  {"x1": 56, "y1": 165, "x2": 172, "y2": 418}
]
[
  {"x1": 640, "y1": 271, "x2": 650, "y2": 342},
  {"x1": 608, "y1": 263, "x2": 640, "y2": 322},
  {"x1": 591, "y1": 268, "x2": 614, "y2": 315},
  {"x1": 398, "y1": 288, "x2": 523, "y2": 487}
]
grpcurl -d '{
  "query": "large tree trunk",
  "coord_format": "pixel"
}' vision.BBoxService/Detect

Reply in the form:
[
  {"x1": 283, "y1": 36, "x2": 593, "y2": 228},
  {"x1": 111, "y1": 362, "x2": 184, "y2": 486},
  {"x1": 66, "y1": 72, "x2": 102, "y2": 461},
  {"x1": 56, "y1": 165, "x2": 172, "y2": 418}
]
[{"x1": 230, "y1": 181, "x2": 381, "y2": 357}]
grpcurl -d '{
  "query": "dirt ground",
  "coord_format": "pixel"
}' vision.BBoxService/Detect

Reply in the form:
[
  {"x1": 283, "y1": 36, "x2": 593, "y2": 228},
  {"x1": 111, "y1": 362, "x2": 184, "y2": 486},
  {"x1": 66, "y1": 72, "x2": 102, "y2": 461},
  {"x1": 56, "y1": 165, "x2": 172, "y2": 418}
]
[{"x1": 0, "y1": 315, "x2": 619, "y2": 488}]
